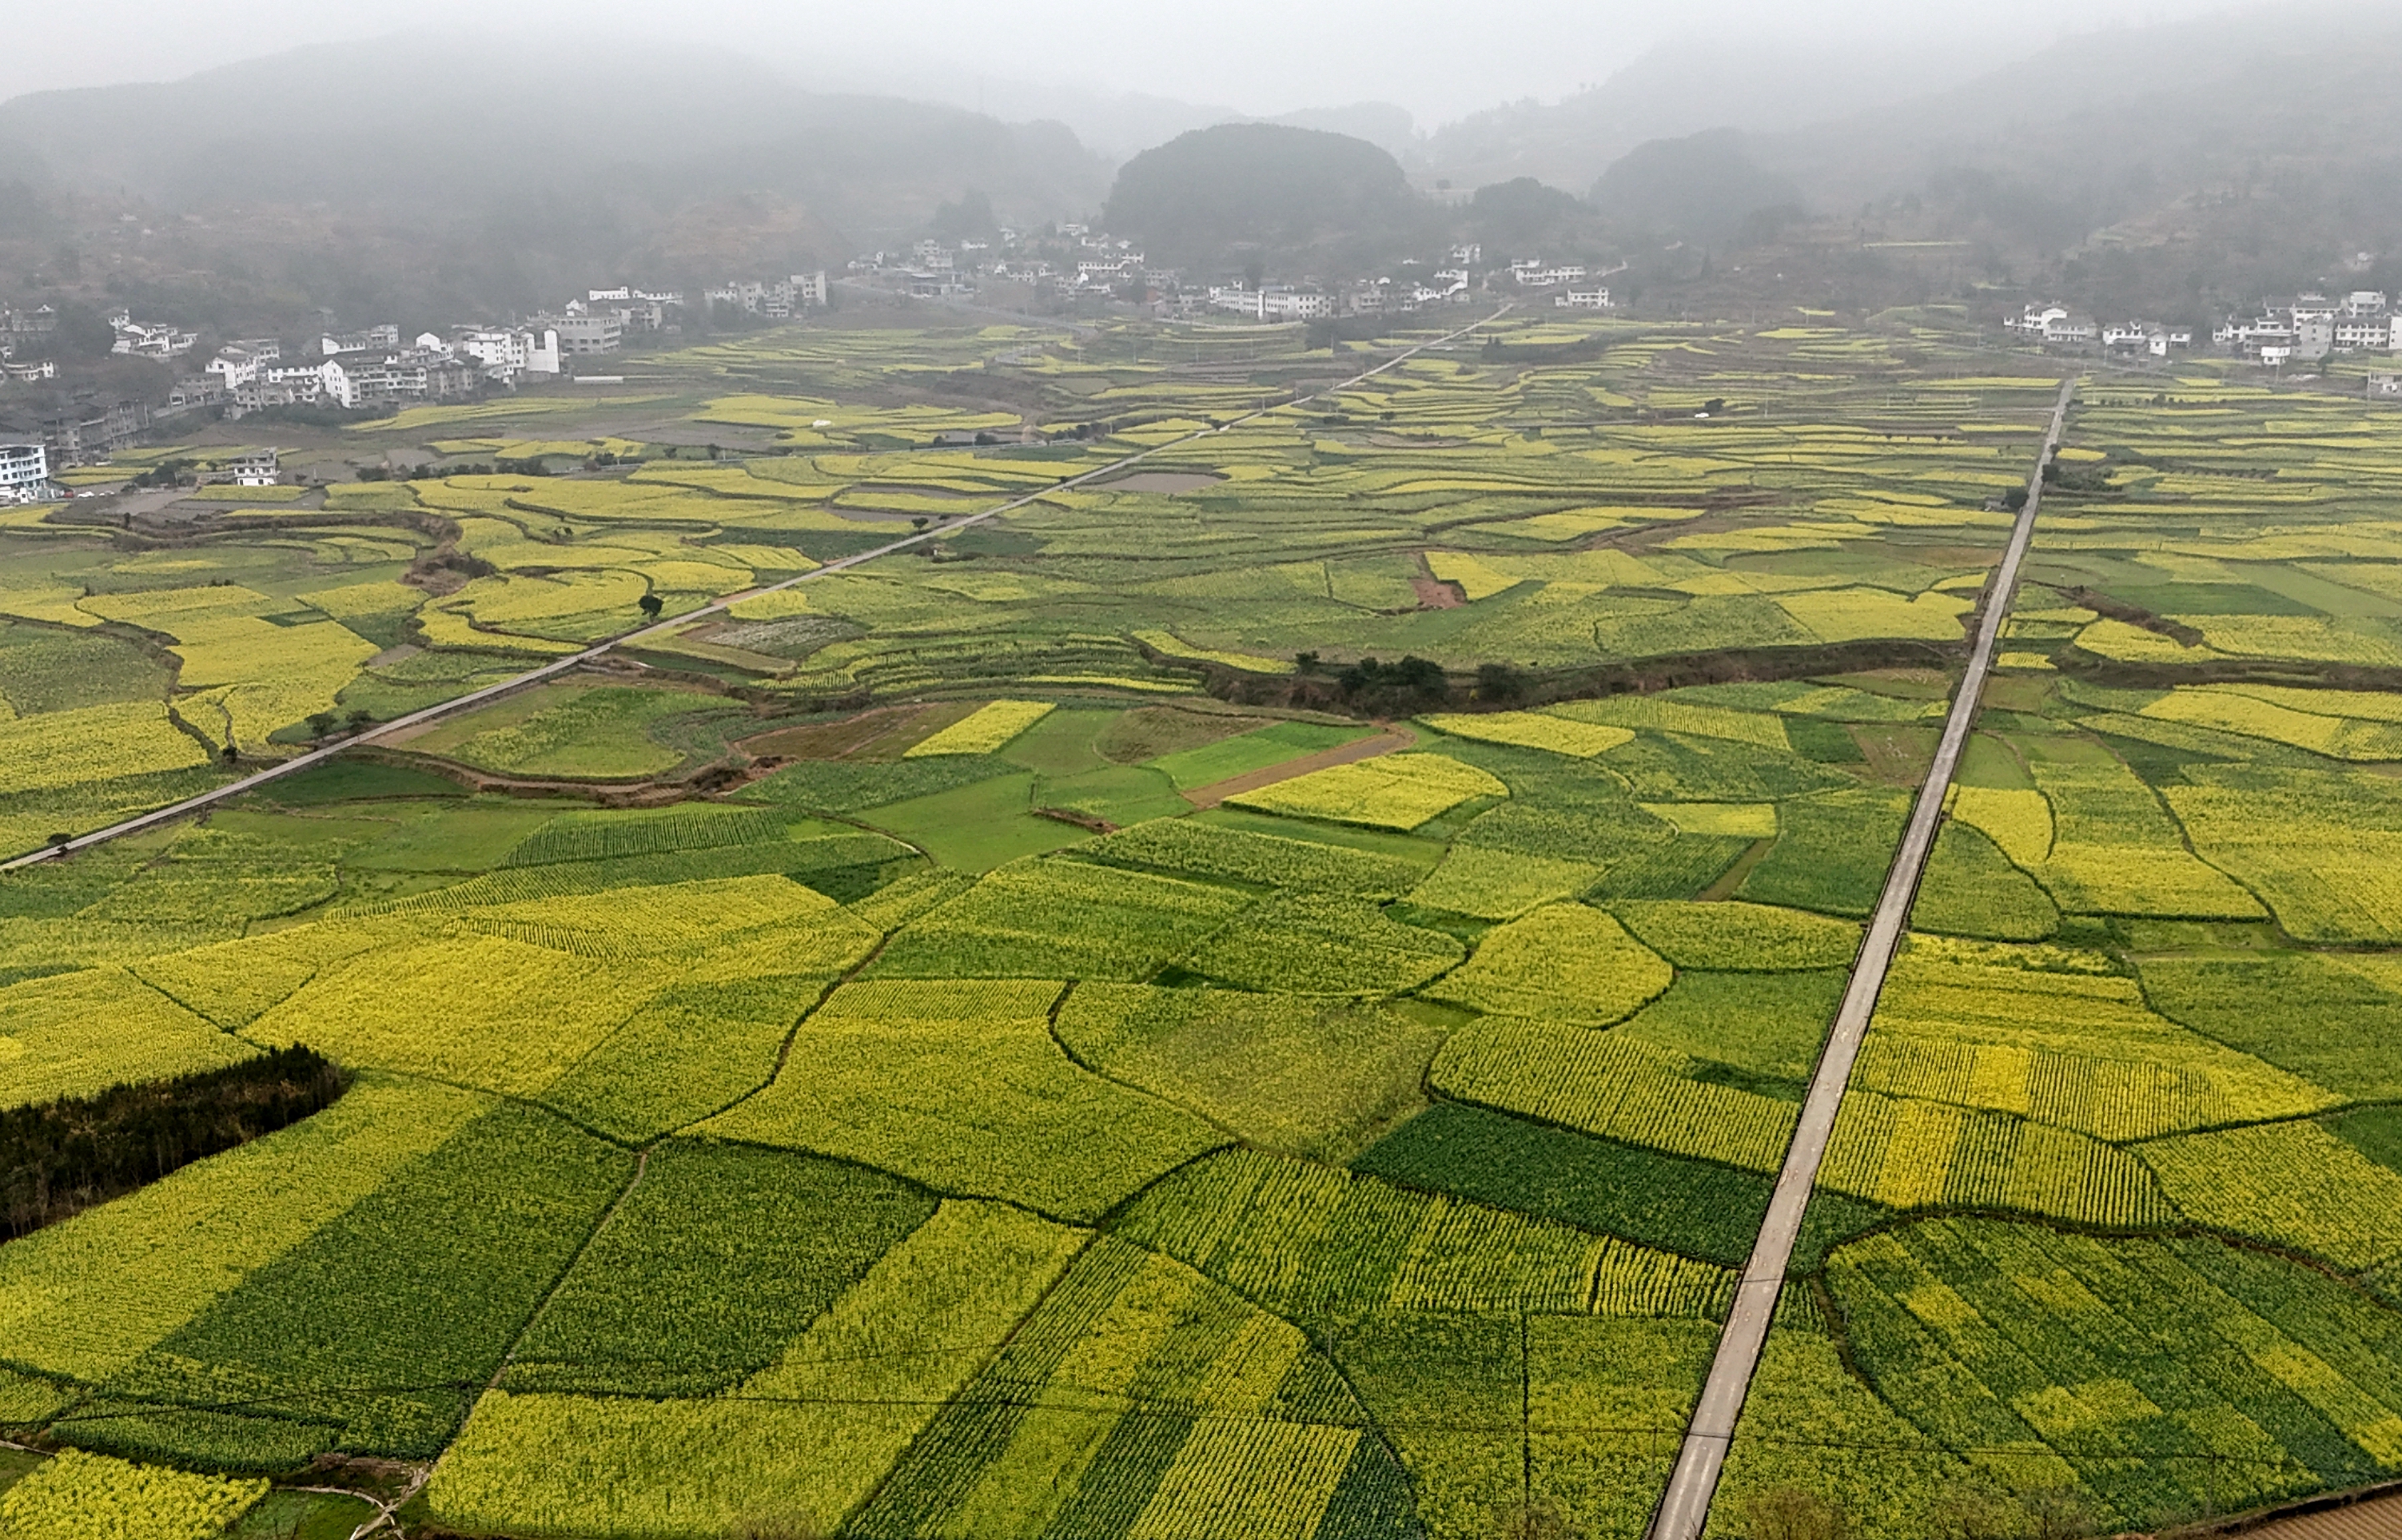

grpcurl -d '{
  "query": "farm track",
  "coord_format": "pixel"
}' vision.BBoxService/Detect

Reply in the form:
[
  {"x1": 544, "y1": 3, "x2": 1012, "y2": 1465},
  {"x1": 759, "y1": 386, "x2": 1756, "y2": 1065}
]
[
  {"x1": 1646, "y1": 376, "x2": 2079, "y2": 1540},
  {"x1": 2, "y1": 308, "x2": 1513, "y2": 871},
  {"x1": 1179, "y1": 725, "x2": 1418, "y2": 809}
]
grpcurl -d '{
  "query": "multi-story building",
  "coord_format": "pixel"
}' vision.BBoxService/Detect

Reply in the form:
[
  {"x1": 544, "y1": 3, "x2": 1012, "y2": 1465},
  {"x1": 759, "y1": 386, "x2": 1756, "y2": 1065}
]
[
  {"x1": 321, "y1": 349, "x2": 480, "y2": 408},
  {"x1": 221, "y1": 448, "x2": 280, "y2": 487},
  {"x1": 1556, "y1": 289, "x2": 1613, "y2": 310},
  {"x1": 1260, "y1": 288, "x2": 1332, "y2": 321},
  {"x1": 42, "y1": 399, "x2": 150, "y2": 465},
  {"x1": 904, "y1": 270, "x2": 970, "y2": 299},
  {"x1": 110, "y1": 311, "x2": 198, "y2": 359},
  {"x1": 320, "y1": 324, "x2": 401, "y2": 357},
  {"x1": 586, "y1": 288, "x2": 679, "y2": 331},
  {"x1": 454, "y1": 327, "x2": 560, "y2": 381},
  {"x1": 231, "y1": 372, "x2": 322, "y2": 413},
  {"x1": 0, "y1": 442, "x2": 50, "y2": 502},
  {"x1": 2010, "y1": 305, "x2": 2099, "y2": 345},
  {"x1": 205, "y1": 346, "x2": 270, "y2": 390},
  {"x1": 164, "y1": 377, "x2": 225, "y2": 413},
  {"x1": 2333, "y1": 317, "x2": 2389, "y2": 352},
  {"x1": 532, "y1": 312, "x2": 621, "y2": 356}
]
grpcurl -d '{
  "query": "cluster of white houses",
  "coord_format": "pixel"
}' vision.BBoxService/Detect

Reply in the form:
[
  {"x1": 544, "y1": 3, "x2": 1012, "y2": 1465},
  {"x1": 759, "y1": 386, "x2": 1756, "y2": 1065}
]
[
  {"x1": 2010, "y1": 293, "x2": 2402, "y2": 365},
  {"x1": 852, "y1": 228, "x2": 1619, "y2": 320},
  {"x1": 0, "y1": 438, "x2": 285, "y2": 505},
  {"x1": 74, "y1": 273, "x2": 827, "y2": 427},
  {"x1": 2213, "y1": 292, "x2": 2400, "y2": 364}
]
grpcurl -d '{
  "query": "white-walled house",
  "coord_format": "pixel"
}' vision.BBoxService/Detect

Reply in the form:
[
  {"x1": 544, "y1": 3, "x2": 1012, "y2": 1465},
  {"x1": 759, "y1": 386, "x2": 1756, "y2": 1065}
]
[{"x1": 0, "y1": 442, "x2": 50, "y2": 502}]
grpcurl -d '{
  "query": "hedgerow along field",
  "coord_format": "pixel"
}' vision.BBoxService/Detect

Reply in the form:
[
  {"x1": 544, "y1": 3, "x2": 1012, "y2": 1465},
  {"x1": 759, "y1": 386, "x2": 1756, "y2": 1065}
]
[{"x1": 2, "y1": 315, "x2": 2399, "y2": 1539}]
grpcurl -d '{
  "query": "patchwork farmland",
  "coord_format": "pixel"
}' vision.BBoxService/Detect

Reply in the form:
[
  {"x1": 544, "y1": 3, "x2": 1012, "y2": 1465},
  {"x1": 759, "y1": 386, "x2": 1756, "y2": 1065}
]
[{"x1": 3, "y1": 312, "x2": 2402, "y2": 1539}]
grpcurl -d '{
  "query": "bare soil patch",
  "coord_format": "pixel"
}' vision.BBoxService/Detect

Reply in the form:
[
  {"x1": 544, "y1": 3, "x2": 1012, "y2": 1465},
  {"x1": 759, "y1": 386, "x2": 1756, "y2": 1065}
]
[
  {"x1": 739, "y1": 702, "x2": 966, "y2": 762},
  {"x1": 1411, "y1": 577, "x2": 1464, "y2": 610}
]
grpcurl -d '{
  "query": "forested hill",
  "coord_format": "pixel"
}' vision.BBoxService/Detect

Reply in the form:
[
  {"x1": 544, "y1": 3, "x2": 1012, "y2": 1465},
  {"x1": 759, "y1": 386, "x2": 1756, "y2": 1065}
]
[
  {"x1": 0, "y1": 35, "x2": 1108, "y2": 288},
  {"x1": 1102, "y1": 122, "x2": 1436, "y2": 272}
]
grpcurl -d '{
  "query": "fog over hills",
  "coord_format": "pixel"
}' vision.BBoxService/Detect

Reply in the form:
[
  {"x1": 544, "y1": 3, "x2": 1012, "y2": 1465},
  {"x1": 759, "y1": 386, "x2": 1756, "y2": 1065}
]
[
  {"x1": 0, "y1": 3, "x2": 2396, "y2": 328},
  {"x1": 0, "y1": 37, "x2": 1107, "y2": 244}
]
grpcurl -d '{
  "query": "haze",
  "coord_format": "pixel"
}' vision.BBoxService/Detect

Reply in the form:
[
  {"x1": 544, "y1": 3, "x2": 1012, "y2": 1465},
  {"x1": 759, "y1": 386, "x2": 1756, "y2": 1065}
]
[{"x1": 13, "y1": 0, "x2": 2250, "y2": 128}]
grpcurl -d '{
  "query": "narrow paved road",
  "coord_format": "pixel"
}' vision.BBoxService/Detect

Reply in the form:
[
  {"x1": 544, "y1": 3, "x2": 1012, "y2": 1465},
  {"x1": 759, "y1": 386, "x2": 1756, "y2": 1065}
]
[
  {"x1": 3, "y1": 308, "x2": 1511, "y2": 873},
  {"x1": 1647, "y1": 376, "x2": 2077, "y2": 1540}
]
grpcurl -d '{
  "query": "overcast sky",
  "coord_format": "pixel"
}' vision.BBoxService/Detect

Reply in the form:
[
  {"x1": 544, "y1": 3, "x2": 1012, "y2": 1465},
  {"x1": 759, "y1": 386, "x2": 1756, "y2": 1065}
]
[{"x1": 7, "y1": 0, "x2": 2249, "y2": 126}]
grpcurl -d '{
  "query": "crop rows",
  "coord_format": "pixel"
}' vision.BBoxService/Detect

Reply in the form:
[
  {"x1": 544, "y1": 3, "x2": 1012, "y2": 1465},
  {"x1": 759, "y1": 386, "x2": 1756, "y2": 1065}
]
[
  {"x1": 703, "y1": 979, "x2": 1224, "y2": 1220},
  {"x1": 1424, "y1": 904, "x2": 1672, "y2": 1024},
  {"x1": 1420, "y1": 710, "x2": 1635, "y2": 758},
  {"x1": 1433, "y1": 1019, "x2": 1799, "y2": 1173},
  {"x1": 1074, "y1": 818, "x2": 1427, "y2": 896},
  {"x1": 1121, "y1": 1149, "x2": 1732, "y2": 1323},
  {"x1": 1818, "y1": 1088, "x2": 2174, "y2": 1225},
  {"x1": 868, "y1": 857, "x2": 1253, "y2": 979},
  {"x1": 905, "y1": 699, "x2": 1057, "y2": 757},
  {"x1": 426, "y1": 1201, "x2": 1084, "y2": 1538},
  {"x1": 0, "y1": 1448, "x2": 267, "y2": 1540},
  {"x1": 1226, "y1": 753, "x2": 1506, "y2": 830}
]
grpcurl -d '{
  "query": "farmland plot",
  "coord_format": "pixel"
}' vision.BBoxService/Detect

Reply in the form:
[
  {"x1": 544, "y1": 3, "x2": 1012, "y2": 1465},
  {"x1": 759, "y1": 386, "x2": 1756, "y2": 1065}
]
[{"x1": 12, "y1": 321, "x2": 2402, "y2": 1540}]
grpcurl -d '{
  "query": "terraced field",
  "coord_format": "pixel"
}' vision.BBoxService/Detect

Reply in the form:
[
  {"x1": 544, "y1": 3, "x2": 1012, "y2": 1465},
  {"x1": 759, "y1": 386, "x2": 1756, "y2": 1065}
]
[{"x1": 2, "y1": 317, "x2": 2398, "y2": 1540}]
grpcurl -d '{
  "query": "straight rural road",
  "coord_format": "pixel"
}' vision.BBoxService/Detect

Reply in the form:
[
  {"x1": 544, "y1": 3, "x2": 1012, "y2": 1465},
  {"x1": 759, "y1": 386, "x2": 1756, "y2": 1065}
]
[
  {"x1": 1646, "y1": 376, "x2": 2078, "y2": 1540},
  {"x1": 2, "y1": 307, "x2": 1512, "y2": 872}
]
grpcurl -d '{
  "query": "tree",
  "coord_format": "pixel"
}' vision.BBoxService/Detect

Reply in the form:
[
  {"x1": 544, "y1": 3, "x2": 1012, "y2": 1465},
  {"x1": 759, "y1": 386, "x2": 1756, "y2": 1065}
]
[
  {"x1": 1744, "y1": 1486, "x2": 1848, "y2": 1540},
  {"x1": 1337, "y1": 655, "x2": 1449, "y2": 714},
  {"x1": 1476, "y1": 662, "x2": 1525, "y2": 702},
  {"x1": 637, "y1": 594, "x2": 664, "y2": 619},
  {"x1": 1488, "y1": 1499, "x2": 1577, "y2": 1540},
  {"x1": 2016, "y1": 1486, "x2": 2095, "y2": 1540},
  {"x1": 306, "y1": 711, "x2": 336, "y2": 739},
  {"x1": 930, "y1": 189, "x2": 997, "y2": 242},
  {"x1": 1929, "y1": 1486, "x2": 2022, "y2": 1540}
]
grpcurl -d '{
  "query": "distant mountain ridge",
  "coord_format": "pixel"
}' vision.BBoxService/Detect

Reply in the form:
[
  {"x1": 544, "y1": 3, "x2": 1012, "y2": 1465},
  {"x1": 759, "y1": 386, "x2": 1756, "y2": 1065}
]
[{"x1": 0, "y1": 35, "x2": 1109, "y2": 245}]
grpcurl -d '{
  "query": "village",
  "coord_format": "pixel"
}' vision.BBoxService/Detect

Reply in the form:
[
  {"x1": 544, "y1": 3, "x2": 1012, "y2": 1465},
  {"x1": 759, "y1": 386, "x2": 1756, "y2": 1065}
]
[{"x1": 6, "y1": 222, "x2": 2401, "y2": 503}]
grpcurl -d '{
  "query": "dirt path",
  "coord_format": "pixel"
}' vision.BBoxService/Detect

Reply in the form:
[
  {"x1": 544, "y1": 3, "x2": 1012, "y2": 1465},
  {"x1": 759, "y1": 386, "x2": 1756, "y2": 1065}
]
[
  {"x1": 5, "y1": 308, "x2": 1512, "y2": 873},
  {"x1": 1180, "y1": 724, "x2": 1416, "y2": 810}
]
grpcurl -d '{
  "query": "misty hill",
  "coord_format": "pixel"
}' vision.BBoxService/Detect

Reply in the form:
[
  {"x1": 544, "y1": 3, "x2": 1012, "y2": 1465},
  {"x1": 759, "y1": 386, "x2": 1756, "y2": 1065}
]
[
  {"x1": 1103, "y1": 122, "x2": 1430, "y2": 272},
  {"x1": 1589, "y1": 130, "x2": 1799, "y2": 244},
  {"x1": 1420, "y1": 35, "x2": 2003, "y2": 197},
  {"x1": 1746, "y1": 6, "x2": 2402, "y2": 308},
  {"x1": 0, "y1": 34, "x2": 1107, "y2": 291},
  {"x1": 1268, "y1": 104, "x2": 1420, "y2": 163}
]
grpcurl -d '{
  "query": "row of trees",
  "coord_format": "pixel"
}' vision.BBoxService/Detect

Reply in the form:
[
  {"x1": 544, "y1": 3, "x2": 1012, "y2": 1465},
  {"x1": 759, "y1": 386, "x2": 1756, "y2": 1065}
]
[{"x1": 1, "y1": 1045, "x2": 346, "y2": 1240}]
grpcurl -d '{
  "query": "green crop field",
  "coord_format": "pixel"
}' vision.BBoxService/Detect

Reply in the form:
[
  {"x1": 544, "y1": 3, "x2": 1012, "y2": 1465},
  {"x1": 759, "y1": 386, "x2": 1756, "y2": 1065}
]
[{"x1": 2, "y1": 316, "x2": 2398, "y2": 1540}]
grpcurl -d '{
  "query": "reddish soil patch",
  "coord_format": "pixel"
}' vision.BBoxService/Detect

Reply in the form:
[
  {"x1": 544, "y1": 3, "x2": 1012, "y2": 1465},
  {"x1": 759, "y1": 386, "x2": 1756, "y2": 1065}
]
[
  {"x1": 739, "y1": 703, "x2": 952, "y2": 762},
  {"x1": 1411, "y1": 577, "x2": 1464, "y2": 610}
]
